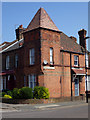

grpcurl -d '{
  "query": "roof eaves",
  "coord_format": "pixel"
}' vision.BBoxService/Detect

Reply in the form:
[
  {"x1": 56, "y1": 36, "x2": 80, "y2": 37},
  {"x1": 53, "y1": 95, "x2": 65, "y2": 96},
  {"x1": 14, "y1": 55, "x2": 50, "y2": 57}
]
[
  {"x1": 23, "y1": 27, "x2": 62, "y2": 34},
  {"x1": 0, "y1": 38, "x2": 23, "y2": 53},
  {"x1": 60, "y1": 49, "x2": 84, "y2": 55}
]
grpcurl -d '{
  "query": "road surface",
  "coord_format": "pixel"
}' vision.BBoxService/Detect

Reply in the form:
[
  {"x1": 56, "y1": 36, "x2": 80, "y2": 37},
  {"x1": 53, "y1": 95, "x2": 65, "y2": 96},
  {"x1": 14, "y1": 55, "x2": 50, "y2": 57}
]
[{"x1": 2, "y1": 102, "x2": 88, "y2": 118}]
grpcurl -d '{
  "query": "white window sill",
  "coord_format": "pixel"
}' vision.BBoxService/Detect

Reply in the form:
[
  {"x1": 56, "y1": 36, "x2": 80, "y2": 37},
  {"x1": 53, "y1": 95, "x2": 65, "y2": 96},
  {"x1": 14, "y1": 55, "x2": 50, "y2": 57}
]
[{"x1": 43, "y1": 66, "x2": 55, "y2": 70}]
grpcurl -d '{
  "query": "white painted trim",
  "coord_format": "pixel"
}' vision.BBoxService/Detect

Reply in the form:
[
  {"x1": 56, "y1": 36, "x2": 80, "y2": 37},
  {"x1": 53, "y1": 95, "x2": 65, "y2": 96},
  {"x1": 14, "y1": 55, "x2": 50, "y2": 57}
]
[
  {"x1": 0, "y1": 38, "x2": 23, "y2": 53},
  {"x1": 43, "y1": 66, "x2": 55, "y2": 70},
  {"x1": 76, "y1": 74, "x2": 85, "y2": 75},
  {"x1": 0, "y1": 43, "x2": 6, "y2": 48},
  {"x1": 72, "y1": 67, "x2": 83, "y2": 70}
]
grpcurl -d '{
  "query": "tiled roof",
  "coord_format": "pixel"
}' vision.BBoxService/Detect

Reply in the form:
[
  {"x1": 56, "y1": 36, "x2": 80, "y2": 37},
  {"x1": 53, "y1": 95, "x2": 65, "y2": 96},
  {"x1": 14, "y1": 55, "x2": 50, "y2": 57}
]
[
  {"x1": 0, "y1": 42, "x2": 10, "y2": 49},
  {"x1": 0, "y1": 39, "x2": 24, "y2": 53},
  {"x1": 25, "y1": 8, "x2": 59, "y2": 32},
  {"x1": 72, "y1": 69, "x2": 85, "y2": 75},
  {"x1": 1, "y1": 8, "x2": 86, "y2": 54},
  {"x1": 60, "y1": 32, "x2": 84, "y2": 54}
]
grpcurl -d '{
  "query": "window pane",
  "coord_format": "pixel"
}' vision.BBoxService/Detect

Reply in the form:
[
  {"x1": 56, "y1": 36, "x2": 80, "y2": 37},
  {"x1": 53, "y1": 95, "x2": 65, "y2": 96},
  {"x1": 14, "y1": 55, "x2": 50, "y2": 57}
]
[
  {"x1": 28, "y1": 74, "x2": 36, "y2": 89},
  {"x1": 15, "y1": 54, "x2": 18, "y2": 68},
  {"x1": 74, "y1": 55, "x2": 78, "y2": 66},
  {"x1": 28, "y1": 75, "x2": 30, "y2": 88},
  {"x1": 0, "y1": 76, "x2": 3, "y2": 90},
  {"x1": 74, "y1": 61, "x2": 78, "y2": 65},
  {"x1": 24, "y1": 76, "x2": 26, "y2": 87},
  {"x1": 6, "y1": 56, "x2": 9, "y2": 69},
  {"x1": 50, "y1": 48, "x2": 53, "y2": 56},
  {"x1": 30, "y1": 48, "x2": 35, "y2": 65},
  {"x1": 30, "y1": 82, "x2": 32, "y2": 88},
  {"x1": 50, "y1": 48, "x2": 53, "y2": 64},
  {"x1": 32, "y1": 48, "x2": 34, "y2": 56}
]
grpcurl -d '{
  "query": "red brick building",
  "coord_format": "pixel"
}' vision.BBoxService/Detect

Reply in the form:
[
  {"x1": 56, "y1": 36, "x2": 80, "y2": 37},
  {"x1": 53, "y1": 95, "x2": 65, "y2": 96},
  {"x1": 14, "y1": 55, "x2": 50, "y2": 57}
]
[{"x1": 0, "y1": 8, "x2": 90, "y2": 98}]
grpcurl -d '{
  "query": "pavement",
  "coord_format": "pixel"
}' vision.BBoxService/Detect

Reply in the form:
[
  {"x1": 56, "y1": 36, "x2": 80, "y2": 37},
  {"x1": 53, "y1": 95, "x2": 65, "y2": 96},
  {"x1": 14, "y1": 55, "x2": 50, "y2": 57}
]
[{"x1": 0, "y1": 100, "x2": 89, "y2": 113}]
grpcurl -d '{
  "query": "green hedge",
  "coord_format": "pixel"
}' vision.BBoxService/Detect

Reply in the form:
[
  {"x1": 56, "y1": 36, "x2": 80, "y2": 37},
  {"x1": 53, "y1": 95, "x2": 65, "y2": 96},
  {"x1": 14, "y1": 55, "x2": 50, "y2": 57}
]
[
  {"x1": 12, "y1": 88, "x2": 21, "y2": 99},
  {"x1": 19, "y1": 87, "x2": 33, "y2": 99},
  {"x1": 33, "y1": 86, "x2": 50, "y2": 99},
  {"x1": 1, "y1": 90, "x2": 13, "y2": 97},
  {"x1": 12, "y1": 87, "x2": 33, "y2": 99},
  {"x1": 2, "y1": 92, "x2": 6, "y2": 97},
  {"x1": 1, "y1": 86, "x2": 50, "y2": 99}
]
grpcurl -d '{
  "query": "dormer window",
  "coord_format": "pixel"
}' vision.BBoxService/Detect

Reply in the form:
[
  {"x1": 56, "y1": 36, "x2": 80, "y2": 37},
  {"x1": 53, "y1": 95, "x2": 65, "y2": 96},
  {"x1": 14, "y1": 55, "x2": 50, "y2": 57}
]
[
  {"x1": 6, "y1": 56, "x2": 10, "y2": 69},
  {"x1": 74, "y1": 55, "x2": 79, "y2": 66}
]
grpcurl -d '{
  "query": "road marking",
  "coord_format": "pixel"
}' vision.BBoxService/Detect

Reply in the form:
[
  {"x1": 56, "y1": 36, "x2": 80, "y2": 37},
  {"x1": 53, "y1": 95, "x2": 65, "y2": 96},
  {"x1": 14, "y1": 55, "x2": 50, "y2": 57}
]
[
  {"x1": 47, "y1": 104, "x2": 88, "y2": 110},
  {"x1": 35, "y1": 104, "x2": 60, "y2": 109},
  {"x1": 0, "y1": 110, "x2": 21, "y2": 113},
  {"x1": 35, "y1": 103, "x2": 88, "y2": 111}
]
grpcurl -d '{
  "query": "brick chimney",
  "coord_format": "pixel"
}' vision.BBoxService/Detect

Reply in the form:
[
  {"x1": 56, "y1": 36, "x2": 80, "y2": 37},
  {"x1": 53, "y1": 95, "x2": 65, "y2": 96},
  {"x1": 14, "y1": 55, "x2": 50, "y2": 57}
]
[
  {"x1": 70, "y1": 36, "x2": 77, "y2": 42},
  {"x1": 15, "y1": 25, "x2": 24, "y2": 40},
  {"x1": 78, "y1": 29, "x2": 87, "y2": 49}
]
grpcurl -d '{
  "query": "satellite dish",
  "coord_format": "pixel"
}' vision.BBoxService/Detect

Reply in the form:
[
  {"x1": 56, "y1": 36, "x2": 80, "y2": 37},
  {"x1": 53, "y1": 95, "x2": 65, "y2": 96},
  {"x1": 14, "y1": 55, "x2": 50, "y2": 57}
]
[{"x1": 43, "y1": 60, "x2": 48, "y2": 65}]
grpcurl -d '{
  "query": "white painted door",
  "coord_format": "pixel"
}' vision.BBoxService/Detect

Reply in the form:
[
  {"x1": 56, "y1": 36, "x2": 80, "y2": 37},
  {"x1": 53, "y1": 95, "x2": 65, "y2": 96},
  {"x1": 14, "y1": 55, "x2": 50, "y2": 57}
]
[{"x1": 75, "y1": 78, "x2": 79, "y2": 96}]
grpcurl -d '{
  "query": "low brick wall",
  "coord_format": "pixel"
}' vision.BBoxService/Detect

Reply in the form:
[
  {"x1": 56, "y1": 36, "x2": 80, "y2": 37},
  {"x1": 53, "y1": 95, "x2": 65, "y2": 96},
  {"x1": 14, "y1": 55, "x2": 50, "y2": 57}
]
[{"x1": 0, "y1": 96, "x2": 85, "y2": 104}]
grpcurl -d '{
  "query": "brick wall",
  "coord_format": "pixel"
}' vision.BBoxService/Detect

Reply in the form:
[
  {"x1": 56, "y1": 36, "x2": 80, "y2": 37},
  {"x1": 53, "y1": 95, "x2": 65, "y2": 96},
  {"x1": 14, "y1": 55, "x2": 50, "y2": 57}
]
[{"x1": 1, "y1": 27, "x2": 86, "y2": 97}]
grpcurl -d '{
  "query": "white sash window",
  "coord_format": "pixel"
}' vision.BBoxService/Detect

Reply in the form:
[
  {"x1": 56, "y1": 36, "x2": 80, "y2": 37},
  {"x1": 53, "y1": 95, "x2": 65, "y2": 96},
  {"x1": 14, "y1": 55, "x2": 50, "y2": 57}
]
[
  {"x1": 74, "y1": 55, "x2": 78, "y2": 66},
  {"x1": 29, "y1": 48, "x2": 35, "y2": 65},
  {"x1": 28, "y1": 74, "x2": 36, "y2": 89},
  {"x1": 50, "y1": 48, "x2": 53, "y2": 64},
  {"x1": 15, "y1": 54, "x2": 18, "y2": 68},
  {"x1": 6, "y1": 56, "x2": 10, "y2": 69}
]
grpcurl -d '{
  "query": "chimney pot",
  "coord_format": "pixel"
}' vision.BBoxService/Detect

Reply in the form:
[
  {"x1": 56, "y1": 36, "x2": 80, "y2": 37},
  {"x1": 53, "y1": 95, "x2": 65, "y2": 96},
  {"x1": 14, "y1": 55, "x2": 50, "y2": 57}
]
[
  {"x1": 19, "y1": 25, "x2": 23, "y2": 29},
  {"x1": 15, "y1": 24, "x2": 24, "y2": 40}
]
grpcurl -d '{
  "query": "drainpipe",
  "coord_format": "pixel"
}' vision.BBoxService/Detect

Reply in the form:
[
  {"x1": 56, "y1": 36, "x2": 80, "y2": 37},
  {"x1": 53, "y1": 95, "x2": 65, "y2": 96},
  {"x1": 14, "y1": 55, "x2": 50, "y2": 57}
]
[
  {"x1": 70, "y1": 53, "x2": 73, "y2": 101},
  {"x1": 85, "y1": 48, "x2": 88, "y2": 103},
  {"x1": 61, "y1": 51, "x2": 64, "y2": 97}
]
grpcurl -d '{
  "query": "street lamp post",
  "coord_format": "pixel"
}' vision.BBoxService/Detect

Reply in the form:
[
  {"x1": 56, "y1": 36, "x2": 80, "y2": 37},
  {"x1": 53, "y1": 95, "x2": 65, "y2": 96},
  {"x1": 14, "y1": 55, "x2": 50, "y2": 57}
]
[
  {"x1": 84, "y1": 36, "x2": 90, "y2": 103},
  {"x1": 85, "y1": 48, "x2": 88, "y2": 103}
]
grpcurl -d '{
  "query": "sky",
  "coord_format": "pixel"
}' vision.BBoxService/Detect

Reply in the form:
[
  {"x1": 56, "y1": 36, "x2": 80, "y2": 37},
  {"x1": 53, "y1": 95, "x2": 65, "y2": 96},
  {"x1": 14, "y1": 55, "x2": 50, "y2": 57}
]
[{"x1": 2, "y1": 2, "x2": 89, "y2": 49}]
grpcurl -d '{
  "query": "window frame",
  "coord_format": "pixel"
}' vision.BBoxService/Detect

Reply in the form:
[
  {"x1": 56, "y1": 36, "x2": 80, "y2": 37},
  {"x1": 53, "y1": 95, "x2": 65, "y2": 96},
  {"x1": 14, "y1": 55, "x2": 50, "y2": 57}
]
[
  {"x1": 74, "y1": 55, "x2": 79, "y2": 66},
  {"x1": 50, "y1": 47, "x2": 54, "y2": 65},
  {"x1": 29, "y1": 48, "x2": 35, "y2": 65},
  {"x1": 15, "y1": 54, "x2": 18, "y2": 68},
  {"x1": 28, "y1": 74, "x2": 36, "y2": 89},
  {"x1": 6, "y1": 55, "x2": 10, "y2": 69},
  {"x1": 24, "y1": 75, "x2": 26, "y2": 87},
  {"x1": 0, "y1": 76, "x2": 3, "y2": 90}
]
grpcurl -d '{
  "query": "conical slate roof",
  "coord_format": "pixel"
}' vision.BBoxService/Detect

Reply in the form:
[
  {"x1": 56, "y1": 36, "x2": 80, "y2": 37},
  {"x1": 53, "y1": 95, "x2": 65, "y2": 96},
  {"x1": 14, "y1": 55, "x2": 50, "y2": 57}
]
[{"x1": 26, "y1": 8, "x2": 59, "y2": 32}]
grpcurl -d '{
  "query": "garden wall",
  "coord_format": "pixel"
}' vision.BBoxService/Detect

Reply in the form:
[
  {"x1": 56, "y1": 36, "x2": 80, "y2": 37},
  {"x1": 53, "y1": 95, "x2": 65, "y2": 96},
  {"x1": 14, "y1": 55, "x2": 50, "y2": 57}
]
[{"x1": 1, "y1": 96, "x2": 85, "y2": 104}]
